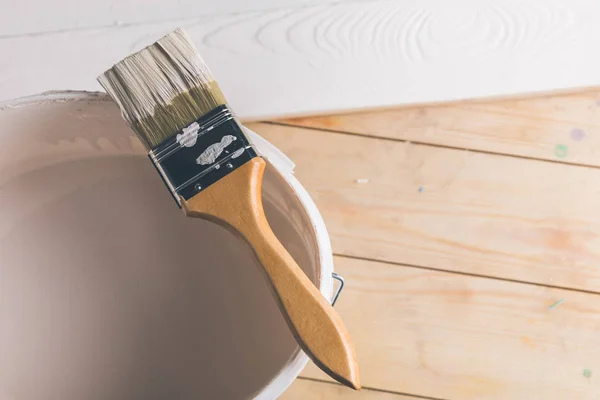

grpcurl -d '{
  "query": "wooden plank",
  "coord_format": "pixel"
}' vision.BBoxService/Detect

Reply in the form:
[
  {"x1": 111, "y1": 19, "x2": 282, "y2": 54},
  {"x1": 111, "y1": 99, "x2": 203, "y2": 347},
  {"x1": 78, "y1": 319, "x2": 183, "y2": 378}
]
[
  {"x1": 282, "y1": 378, "x2": 416, "y2": 400},
  {"x1": 0, "y1": 0, "x2": 364, "y2": 37},
  {"x1": 247, "y1": 122, "x2": 600, "y2": 292},
  {"x1": 300, "y1": 256, "x2": 600, "y2": 400},
  {"x1": 281, "y1": 90, "x2": 600, "y2": 167},
  {"x1": 4, "y1": 1, "x2": 600, "y2": 119}
]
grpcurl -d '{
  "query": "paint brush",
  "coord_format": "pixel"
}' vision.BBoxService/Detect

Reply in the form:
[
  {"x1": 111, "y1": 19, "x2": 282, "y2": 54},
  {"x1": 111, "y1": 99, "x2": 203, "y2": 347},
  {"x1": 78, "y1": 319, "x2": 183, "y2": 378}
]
[{"x1": 98, "y1": 28, "x2": 360, "y2": 390}]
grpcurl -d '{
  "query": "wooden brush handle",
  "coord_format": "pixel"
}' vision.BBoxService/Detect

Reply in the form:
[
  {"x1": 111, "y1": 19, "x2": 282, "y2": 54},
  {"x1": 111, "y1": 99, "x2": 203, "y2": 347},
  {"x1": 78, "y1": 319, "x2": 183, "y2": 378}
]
[{"x1": 181, "y1": 157, "x2": 360, "y2": 390}]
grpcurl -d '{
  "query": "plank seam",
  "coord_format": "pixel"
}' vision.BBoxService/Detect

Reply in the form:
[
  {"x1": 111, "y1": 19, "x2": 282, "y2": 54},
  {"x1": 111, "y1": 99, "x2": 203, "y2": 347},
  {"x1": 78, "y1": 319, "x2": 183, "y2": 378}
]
[
  {"x1": 297, "y1": 376, "x2": 448, "y2": 400},
  {"x1": 335, "y1": 253, "x2": 600, "y2": 296},
  {"x1": 264, "y1": 121, "x2": 600, "y2": 170}
]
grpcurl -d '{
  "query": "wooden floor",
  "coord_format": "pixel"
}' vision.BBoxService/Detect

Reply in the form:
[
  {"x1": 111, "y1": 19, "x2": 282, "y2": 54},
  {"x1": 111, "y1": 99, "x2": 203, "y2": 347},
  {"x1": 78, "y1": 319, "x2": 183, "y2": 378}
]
[{"x1": 245, "y1": 89, "x2": 600, "y2": 400}]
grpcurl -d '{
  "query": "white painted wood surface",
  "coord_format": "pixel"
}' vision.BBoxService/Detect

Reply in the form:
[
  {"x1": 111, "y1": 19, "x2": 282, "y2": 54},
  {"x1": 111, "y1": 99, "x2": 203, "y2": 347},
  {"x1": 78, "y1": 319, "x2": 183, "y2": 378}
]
[
  {"x1": 2, "y1": 0, "x2": 600, "y2": 118},
  {"x1": 0, "y1": 0, "x2": 363, "y2": 37}
]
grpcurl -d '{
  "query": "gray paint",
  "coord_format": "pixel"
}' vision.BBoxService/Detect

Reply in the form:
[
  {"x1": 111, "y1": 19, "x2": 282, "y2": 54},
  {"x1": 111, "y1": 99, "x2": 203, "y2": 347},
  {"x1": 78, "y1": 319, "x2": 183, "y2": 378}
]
[{"x1": 0, "y1": 95, "x2": 325, "y2": 400}]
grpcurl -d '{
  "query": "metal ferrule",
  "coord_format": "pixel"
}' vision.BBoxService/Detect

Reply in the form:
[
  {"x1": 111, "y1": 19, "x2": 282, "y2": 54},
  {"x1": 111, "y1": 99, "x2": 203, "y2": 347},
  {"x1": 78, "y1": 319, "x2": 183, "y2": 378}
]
[{"x1": 148, "y1": 105, "x2": 257, "y2": 208}]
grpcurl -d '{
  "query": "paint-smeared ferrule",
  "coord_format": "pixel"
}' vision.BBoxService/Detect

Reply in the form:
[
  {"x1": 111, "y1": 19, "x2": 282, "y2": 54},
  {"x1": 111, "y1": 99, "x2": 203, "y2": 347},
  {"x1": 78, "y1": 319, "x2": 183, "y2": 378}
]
[{"x1": 148, "y1": 105, "x2": 257, "y2": 207}]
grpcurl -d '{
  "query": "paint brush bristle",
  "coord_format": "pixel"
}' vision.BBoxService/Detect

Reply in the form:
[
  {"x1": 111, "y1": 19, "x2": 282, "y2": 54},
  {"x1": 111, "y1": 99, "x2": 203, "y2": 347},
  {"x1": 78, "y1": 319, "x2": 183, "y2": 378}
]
[{"x1": 97, "y1": 28, "x2": 227, "y2": 150}]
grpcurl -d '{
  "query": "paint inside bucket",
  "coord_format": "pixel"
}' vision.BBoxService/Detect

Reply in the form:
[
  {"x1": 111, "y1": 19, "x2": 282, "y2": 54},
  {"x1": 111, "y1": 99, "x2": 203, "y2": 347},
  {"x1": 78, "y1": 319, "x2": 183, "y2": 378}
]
[{"x1": 0, "y1": 93, "x2": 333, "y2": 400}]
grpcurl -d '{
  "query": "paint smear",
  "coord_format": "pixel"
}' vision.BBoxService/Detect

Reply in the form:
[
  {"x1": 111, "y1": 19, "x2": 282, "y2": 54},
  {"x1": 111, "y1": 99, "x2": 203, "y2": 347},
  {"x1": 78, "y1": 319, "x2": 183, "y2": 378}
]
[
  {"x1": 419, "y1": 186, "x2": 424, "y2": 193},
  {"x1": 554, "y1": 144, "x2": 568, "y2": 158},
  {"x1": 548, "y1": 298, "x2": 564, "y2": 311},
  {"x1": 570, "y1": 128, "x2": 585, "y2": 141},
  {"x1": 583, "y1": 369, "x2": 593, "y2": 378},
  {"x1": 196, "y1": 135, "x2": 237, "y2": 165}
]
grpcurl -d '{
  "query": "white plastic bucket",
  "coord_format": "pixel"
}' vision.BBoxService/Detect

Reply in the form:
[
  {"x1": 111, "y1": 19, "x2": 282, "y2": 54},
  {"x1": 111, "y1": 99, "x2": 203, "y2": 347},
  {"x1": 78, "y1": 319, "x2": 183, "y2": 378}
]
[{"x1": 0, "y1": 92, "x2": 334, "y2": 400}]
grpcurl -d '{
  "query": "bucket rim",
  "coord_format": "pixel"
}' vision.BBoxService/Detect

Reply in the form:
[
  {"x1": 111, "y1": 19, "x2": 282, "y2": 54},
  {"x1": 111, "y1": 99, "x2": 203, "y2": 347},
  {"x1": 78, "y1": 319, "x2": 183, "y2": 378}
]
[{"x1": 0, "y1": 90, "x2": 335, "y2": 400}]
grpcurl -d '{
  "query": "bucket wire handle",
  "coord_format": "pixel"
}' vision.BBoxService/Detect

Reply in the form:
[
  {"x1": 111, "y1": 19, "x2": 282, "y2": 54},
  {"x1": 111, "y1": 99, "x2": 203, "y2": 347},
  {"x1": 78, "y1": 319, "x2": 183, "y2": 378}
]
[{"x1": 331, "y1": 273, "x2": 345, "y2": 306}]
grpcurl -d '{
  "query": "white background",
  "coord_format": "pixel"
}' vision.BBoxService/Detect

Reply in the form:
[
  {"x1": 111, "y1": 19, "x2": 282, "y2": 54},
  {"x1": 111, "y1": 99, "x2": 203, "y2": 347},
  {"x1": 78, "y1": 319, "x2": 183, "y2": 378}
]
[{"x1": 2, "y1": 0, "x2": 600, "y2": 118}]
